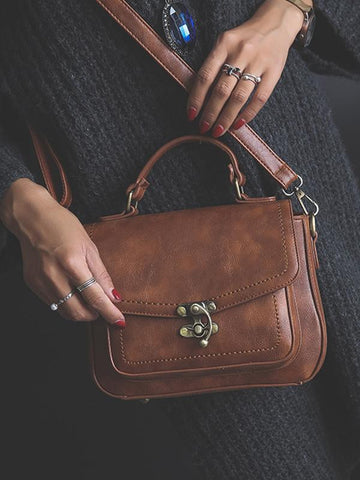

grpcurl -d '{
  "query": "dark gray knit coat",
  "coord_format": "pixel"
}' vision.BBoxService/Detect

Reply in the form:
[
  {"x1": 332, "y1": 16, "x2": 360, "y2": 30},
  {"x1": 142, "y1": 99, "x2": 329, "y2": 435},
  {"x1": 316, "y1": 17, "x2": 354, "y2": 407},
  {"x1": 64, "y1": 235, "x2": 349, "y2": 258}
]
[{"x1": 1, "y1": 1, "x2": 360, "y2": 479}]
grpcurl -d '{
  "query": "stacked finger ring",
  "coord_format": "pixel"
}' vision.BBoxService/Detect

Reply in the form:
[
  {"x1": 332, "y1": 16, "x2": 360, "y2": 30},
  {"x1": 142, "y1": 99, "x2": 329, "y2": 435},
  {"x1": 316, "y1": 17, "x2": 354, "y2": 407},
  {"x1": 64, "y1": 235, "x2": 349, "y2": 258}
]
[
  {"x1": 221, "y1": 64, "x2": 261, "y2": 85},
  {"x1": 50, "y1": 289, "x2": 76, "y2": 311},
  {"x1": 49, "y1": 276, "x2": 97, "y2": 311},
  {"x1": 241, "y1": 72, "x2": 262, "y2": 85},
  {"x1": 221, "y1": 63, "x2": 242, "y2": 80},
  {"x1": 76, "y1": 277, "x2": 97, "y2": 293}
]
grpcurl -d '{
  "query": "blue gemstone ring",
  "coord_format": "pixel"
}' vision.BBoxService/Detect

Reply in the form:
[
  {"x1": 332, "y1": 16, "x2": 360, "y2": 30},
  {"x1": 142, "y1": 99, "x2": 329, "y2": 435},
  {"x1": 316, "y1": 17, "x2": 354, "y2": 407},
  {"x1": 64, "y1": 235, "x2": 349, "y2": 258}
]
[
  {"x1": 221, "y1": 64, "x2": 242, "y2": 80},
  {"x1": 162, "y1": 1, "x2": 196, "y2": 53}
]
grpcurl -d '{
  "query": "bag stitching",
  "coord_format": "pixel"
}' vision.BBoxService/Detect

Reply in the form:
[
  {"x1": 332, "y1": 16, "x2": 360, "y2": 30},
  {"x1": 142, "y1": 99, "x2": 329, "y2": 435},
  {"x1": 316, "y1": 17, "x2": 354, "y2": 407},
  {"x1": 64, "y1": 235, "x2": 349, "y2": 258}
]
[
  {"x1": 89, "y1": 202, "x2": 290, "y2": 309},
  {"x1": 117, "y1": 294, "x2": 281, "y2": 364}
]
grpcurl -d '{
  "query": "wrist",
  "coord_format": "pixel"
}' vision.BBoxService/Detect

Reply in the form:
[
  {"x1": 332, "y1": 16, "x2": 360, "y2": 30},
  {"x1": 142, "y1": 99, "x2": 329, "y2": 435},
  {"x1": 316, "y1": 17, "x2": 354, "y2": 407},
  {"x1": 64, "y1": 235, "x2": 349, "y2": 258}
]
[
  {"x1": 279, "y1": 0, "x2": 316, "y2": 47},
  {"x1": 278, "y1": 0, "x2": 313, "y2": 19},
  {"x1": 250, "y1": 0, "x2": 305, "y2": 42},
  {"x1": 0, "y1": 178, "x2": 57, "y2": 235}
]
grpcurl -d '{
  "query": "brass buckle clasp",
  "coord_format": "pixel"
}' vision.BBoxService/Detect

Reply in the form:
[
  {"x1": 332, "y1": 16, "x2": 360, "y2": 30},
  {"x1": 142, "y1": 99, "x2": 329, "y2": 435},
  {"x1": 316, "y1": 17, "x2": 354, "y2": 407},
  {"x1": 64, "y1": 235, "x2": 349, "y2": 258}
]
[{"x1": 176, "y1": 300, "x2": 218, "y2": 348}]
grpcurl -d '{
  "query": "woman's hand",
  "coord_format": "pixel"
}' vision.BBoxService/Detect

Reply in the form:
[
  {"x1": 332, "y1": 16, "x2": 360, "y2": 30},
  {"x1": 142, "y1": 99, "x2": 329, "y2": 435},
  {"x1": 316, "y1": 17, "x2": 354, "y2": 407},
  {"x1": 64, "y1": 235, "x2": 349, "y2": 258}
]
[
  {"x1": 0, "y1": 178, "x2": 125, "y2": 327},
  {"x1": 187, "y1": 0, "x2": 308, "y2": 136}
]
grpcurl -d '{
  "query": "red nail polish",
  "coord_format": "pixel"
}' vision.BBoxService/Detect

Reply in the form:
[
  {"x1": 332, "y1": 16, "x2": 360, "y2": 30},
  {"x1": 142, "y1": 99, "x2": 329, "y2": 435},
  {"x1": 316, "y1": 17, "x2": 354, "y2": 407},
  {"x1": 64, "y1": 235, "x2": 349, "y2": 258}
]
[
  {"x1": 114, "y1": 318, "x2": 126, "y2": 328},
  {"x1": 112, "y1": 288, "x2": 122, "y2": 301},
  {"x1": 199, "y1": 121, "x2": 210, "y2": 134},
  {"x1": 187, "y1": 106, "x2": 197, "y2": 121},
  {"x1": 212, "y1": 124, "x2": 224, "y2": 138},
  {"x1": 232, "y1": 118, "x2": 246, "y2": 130}
]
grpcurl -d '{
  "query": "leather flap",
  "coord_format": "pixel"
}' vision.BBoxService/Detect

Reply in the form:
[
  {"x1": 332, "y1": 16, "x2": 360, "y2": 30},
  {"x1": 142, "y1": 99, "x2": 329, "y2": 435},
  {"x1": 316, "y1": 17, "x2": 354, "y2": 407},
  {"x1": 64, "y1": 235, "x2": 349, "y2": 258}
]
[{"x1": 85, "y1": 199, "x2": 299, "y2": 317}]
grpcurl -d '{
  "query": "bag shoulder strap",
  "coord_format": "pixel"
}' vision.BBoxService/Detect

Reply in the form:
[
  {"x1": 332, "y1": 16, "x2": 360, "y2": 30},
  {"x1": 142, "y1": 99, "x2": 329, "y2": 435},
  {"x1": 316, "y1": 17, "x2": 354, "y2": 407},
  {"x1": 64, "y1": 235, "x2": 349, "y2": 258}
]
[
  {"x1": 95, "y1": 0, "x2": 299, "y2": 190},
  {"x1": 28, "y1": 125, "x2": 72, "y2": 208}
]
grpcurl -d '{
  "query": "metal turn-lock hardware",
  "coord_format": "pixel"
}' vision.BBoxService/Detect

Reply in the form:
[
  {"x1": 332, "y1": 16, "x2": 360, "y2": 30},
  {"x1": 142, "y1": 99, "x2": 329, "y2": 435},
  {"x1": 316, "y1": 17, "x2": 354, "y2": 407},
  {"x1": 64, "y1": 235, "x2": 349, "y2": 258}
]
[{"x1": 176, "y1": 300, "x2": 218, "y2": 348}]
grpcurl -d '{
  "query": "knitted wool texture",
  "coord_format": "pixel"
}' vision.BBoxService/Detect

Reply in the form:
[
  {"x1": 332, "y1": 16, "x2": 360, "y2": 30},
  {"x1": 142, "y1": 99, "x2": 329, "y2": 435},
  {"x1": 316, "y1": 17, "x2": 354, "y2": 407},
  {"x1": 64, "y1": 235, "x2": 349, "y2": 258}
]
[{"x1": 1, "y1": 1, "x2": 360, "y2": 479}]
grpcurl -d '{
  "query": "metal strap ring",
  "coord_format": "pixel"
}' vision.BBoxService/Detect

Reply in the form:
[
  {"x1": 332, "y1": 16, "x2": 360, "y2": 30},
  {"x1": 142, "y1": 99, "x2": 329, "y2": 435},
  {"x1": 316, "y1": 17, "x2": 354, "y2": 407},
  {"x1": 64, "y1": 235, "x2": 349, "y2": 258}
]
[
  {"x1": 281, "y1": 175, "x2": 304, "y2": 197},
  {"x1": 76, "y1": 277, "x2": 97, "y2": 293},
  {"x1": 126, "y1": 189, "x2": 139, "y2": 213},
  {"x1": 234, "y1": 178, "x2": 245, "y2": 201}
]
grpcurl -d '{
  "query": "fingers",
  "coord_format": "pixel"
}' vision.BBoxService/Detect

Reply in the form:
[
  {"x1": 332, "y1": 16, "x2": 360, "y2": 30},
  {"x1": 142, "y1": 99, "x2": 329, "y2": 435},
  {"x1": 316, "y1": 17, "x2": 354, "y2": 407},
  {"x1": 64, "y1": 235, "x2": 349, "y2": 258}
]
[
  {"x1": 62, "y1": 256, "x2": 126, "y2": 327},
  {"x1": 36, "y1": 271, "x2": 125, "y2": 327},
  {"x1": 236, "y1": 67, "x2": 281, "y2": 126},
  {"x1": 198, "y1": 71, "x2": 243, "y2": 136},
  {"x1": 188, "y1": 28, "x2": 288, "y2": 136},
  {"x1": 86, "y1": 245, "x2": 122, "y2": 303},
  {"x1": 28, "y1": 251, "x2": 126, "y2": 326},
  {"x1": 77, "y1": 279, "x2": 126, "y2": 327},
  {"x1": 52, "y1": 286, "x2": 99, "y2": 323},
  {"x1": 195, "y1": 64, "x2": 281, "y2": 137},
  {"x1": 26, "y1": 267, "x2": 100, "y2": 323},
  {"x1": 186, "y1": 42, "x2": 227, "y2": 121},
  {"x1": 217, "y1": 69, "x2": 274, "y2": 133},
  {"x1": 202, "y1": 70, "x2": 255, "y2": 137}
]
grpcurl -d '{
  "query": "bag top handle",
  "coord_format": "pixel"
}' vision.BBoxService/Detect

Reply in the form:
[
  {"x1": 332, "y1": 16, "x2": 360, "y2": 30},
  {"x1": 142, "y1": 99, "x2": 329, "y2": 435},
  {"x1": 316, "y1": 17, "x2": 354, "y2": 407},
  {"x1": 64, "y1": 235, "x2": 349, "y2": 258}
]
[
  {"x1": 95, "y1": 0, "x2": 300, "y2": 190},
  {"x1": 125, "y1": 135, "x2": 247, "y2": 206}
]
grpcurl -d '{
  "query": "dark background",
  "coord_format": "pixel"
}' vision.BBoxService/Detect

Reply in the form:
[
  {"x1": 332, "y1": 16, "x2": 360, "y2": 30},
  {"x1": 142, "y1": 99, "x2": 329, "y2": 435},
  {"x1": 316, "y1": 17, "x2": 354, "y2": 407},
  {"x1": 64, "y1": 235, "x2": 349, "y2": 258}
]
[
  {"x1": 317, "y1": 75, "x2": 360, "y2": 182},
  {"x1": 318, "y1": 74, "x2": 360, "y2": 480}
]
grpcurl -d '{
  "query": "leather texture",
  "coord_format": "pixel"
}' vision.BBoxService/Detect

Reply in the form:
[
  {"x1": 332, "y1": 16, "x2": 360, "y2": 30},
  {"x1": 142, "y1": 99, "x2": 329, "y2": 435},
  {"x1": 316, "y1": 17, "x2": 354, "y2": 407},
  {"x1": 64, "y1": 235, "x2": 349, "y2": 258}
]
[
  {"x1": 95, "y1": 0, "x2": 299, "y2": 190},
  {"x1": 88, "y1": 216, "x2": 326, "y2": 399},
  {"x1": 80, "y1": 137, "x2": 326, "y2": 399}
]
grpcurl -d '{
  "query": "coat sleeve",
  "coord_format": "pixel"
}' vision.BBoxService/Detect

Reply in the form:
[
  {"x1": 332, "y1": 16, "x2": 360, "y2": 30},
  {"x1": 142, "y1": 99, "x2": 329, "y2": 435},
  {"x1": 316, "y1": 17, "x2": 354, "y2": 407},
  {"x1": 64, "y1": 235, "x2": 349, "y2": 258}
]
[
  {"x1": 0, "y1": 92, "x2": 35, "y2": 204},
  {"x1": 299, "y1": 1, "x2": 360, "y2": 80}
]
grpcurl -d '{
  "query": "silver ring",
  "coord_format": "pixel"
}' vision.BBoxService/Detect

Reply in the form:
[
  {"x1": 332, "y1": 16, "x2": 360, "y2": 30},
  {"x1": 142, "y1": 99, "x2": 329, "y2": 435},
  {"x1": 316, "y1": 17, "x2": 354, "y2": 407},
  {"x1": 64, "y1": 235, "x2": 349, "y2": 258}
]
[
  {"x1": 221, "y1": 63, "x2": 242, "y2": 80},
  {"x1": 50, "y1": 289, "x2": 76, "y2": 311},
  {"x1": 76, "y1": 277, "x2": 97, "y2": 293},
  {"x1": 241, "y1": 72, "x2": 262, "y2": 85}
]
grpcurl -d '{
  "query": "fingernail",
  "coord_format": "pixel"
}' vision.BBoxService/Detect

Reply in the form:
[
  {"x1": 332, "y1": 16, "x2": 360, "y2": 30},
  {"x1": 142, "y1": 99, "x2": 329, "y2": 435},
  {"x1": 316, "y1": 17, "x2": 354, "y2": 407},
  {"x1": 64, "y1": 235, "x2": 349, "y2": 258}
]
[
  {"x1": 114, "y1": 316, "x2": 126, "y2": 328},
  {"x1": 199, "y1": 121, "x2": 210, "y2": 134},
  {"x1": 112, "y1": 288, "x2": 122, "y2": 301},
  {"x1": 232, "y1": 118, "x2": 246, "y2": 130},
  {"x1": 187, "y1": 106, "x2": 197, "y2": 121},
  {"x1": 212, "y1": 124, "x2": 224, "y2": 138}
]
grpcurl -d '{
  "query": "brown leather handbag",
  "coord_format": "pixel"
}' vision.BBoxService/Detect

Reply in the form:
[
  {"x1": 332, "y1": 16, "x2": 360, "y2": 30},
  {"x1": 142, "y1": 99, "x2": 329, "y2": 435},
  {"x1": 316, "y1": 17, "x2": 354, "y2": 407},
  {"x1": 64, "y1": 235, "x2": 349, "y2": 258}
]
[
  {"x1": 27, "y1": 0, "x2": 327, "y2": 400},
  {"x1": 29, "y1": 129, "x2": 326, "y2": 400}
]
